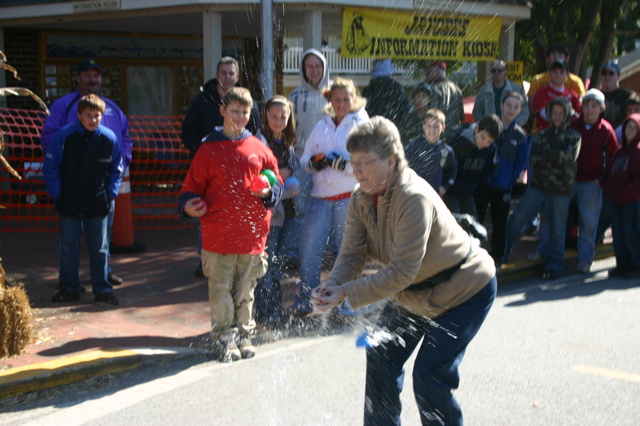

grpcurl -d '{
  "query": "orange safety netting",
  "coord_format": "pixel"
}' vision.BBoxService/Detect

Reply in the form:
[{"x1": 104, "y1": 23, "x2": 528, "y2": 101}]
[{"x1": 0, "y1": 107, "x2": 195, "y2": 232}]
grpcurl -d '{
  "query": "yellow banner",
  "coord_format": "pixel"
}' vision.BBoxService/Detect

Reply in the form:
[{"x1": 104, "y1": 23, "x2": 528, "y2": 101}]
[
  {"x1": 506, "y1": 61, "x2": 524, "y2": 86},
  {"x1": 342, "y1": 7, "x2": 502, "y2": 60}
]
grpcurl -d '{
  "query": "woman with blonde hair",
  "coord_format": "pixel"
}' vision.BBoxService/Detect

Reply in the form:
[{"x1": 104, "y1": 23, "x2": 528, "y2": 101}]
[{"x1": 290, "y1": 77, "x2": 369, "y2": 321}]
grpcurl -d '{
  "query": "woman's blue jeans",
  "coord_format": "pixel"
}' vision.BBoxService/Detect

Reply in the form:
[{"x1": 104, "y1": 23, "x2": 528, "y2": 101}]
[
  {"x1": 293, "y1": 196, "x2": 350, "y2": 313},
  {"x1": 364, "y1": 277, "x2": 497, "y2": 426}
]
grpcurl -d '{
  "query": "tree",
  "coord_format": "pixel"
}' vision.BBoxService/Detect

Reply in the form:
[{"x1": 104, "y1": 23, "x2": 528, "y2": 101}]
[{"x1": 516, "y1": 0, "x2": 640, "y2": 85}]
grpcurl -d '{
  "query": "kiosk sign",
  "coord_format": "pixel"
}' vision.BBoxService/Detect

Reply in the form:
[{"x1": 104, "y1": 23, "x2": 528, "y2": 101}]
[{"x1": 342, "y1": 7, "x2": 502, "y2": 60}]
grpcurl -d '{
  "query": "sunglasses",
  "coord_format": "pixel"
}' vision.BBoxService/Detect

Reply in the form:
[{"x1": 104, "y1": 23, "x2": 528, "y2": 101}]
[
  {"x1": 491, "y1": 68, "x2": 506, "y2": 74},
  {"x1": 601, "y1": 70, "x2": 617, "y2": 76}
]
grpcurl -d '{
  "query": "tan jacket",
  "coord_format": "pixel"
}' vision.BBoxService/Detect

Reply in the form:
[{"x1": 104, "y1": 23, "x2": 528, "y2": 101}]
[{"x1": 330, "y1": 167, "x2": 495, "y2": 319}]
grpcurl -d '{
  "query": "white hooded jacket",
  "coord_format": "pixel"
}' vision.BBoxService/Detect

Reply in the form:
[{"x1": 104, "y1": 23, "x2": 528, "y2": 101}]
[
  {"x1": 301, "y1": 108, "x2": 369, "y2": 198},
  {"x1": 288, "y1": 48, "x2": 331, "y2": 158}
]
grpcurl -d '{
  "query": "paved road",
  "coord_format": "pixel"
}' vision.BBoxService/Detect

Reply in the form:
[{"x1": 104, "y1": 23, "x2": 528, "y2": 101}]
[{"x1": 2, "y1": 257, "x2": 639, "y2": 425}]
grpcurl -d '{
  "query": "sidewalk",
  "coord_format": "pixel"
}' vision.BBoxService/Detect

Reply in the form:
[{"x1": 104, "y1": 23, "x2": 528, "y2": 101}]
[{"x1": 0, "y1": 226, "x2": 614, "y2": 399}]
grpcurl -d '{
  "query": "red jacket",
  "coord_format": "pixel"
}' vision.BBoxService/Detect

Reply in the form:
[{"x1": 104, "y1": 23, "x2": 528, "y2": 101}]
[
  {"x1": 180, "y1": 128, "x2": 281, "y2": 254},
  {"x1": 603, "y1": 114, "x2": 640, "y2": 205},
  {"x1": 570, "y1": 115, "x2": 619, "y2": 183}
]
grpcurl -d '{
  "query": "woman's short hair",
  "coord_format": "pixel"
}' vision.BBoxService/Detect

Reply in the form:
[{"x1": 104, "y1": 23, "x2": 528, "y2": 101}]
[
  {"x1": 346, "y1": 116, "x2": 406, "y2": 171},
  {"x1": 324, "y1": 77, "x2": 367, "y2": 115}
]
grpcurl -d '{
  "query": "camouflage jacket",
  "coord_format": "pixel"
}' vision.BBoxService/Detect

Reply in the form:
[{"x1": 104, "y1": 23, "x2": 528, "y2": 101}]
[{"x1": 529, "y1": 97, "x2": 581, "y2": 196}]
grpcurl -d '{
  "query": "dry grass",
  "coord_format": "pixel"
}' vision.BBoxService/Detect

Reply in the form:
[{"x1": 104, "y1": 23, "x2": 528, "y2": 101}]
[{"x1": 0, "y1": 263, "x2": 35, "y2": 359}]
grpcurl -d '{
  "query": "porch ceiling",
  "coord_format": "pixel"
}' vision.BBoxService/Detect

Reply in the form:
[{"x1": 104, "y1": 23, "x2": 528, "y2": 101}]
[{"x1": 1, "y1": 9, "x2": 345, "y2": 39}]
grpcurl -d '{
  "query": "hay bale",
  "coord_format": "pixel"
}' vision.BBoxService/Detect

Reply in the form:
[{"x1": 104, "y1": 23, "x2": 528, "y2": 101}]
[{"x1": 0, "y1": 263, "x2": 34, "y2": 359}]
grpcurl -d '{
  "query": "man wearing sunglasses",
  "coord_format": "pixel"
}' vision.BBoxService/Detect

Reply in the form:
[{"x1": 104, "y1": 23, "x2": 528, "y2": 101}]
[
  {"x1": 473, "y1": 59, "x2": 529, "y2": 126},
  {"x1": 600, "y1": 60, "x2": 637, "y2": 129}
]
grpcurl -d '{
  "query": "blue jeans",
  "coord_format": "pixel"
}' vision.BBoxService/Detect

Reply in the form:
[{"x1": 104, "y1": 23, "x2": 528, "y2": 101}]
[
  {"x1": 254, "y1": 219, "x2": 294, "y2": 325},
  {"x1": 503, "y1": 186, "x2": 571, "y2": 272},
  {"x1": 364, "y1": 277, "x2": 497, "y2": 426},
  {"x1": 293, "y1": 196, "x2": 350, "y2": 313},
  {"x1": 59, "y1": 214, "x2": 112, "y2": 295},
  {"x1": 596, "y1": 196, "x2": 613, "y2": 243},
  {"x1": 611, "y1": 201, "x2": 640, "y2": 270},
  {"x1": 572, "y1": 181, "x2": 602, "y2": 263}
]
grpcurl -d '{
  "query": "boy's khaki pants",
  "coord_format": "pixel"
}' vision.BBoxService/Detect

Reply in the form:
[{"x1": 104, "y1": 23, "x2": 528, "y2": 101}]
[{"x1": 201, "y1": 250, "x2": 268, "y2": 341}]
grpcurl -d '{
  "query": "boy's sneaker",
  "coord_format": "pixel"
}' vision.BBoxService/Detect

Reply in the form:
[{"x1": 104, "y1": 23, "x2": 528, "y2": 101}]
[
  {"x1": 52, "y1": 290, "x2": 81, "y2": 303},
  {"x1": 107, "y1": 273, "x2": 124, "y2": 286},
  {"x1": 94, "y1": 292, "x2": 120, "y2": 306},
  {"x1": 527, "y1": 252, "x2": 543, "y2": 262},
  {"x1": 542, "y1": 270, "x2": 560, "y2": 280},
  {"x1": 237, "y1": 334, "x2": 256, "y2": 359},
  {"x1": 213, "y1": 331, "x2": 241, "y2": 363},
  {"x1": 575, "y1": 260, "x2": 591, "y2": 274}
]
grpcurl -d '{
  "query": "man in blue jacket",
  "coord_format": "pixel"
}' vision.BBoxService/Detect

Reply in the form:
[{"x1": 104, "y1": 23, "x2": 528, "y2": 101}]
[
  {"x1": 40, "y1": 58, "x2": 131, "y2": 287},
  {"x1": 44, "y1": 95, "x2": 123, "y2": 306}
]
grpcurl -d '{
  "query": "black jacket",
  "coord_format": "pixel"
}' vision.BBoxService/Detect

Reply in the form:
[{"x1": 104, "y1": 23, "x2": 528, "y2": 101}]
[{"x1": 181, "y1": 79, "x2": 262, "y2": 154}]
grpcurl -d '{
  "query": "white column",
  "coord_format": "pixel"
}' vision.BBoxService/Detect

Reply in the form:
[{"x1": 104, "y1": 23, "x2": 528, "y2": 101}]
[
  {"x1": 0, "y1": 28, "x2": 6, "y2": 107},
  {"x1": 302, "y1": 10, "x2": 322, "y2": 51},
  {"x1": 500, "y1": 22, "x2": 515, "y2": 61},
  {"x1": 203, "y1": 11, "x2": 222, "y2": 82}
]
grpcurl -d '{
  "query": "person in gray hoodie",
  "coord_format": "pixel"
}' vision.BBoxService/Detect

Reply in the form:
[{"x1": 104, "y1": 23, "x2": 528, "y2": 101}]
[{"x1": 286, "y1": 49, "x2": 331, "y2": 266}]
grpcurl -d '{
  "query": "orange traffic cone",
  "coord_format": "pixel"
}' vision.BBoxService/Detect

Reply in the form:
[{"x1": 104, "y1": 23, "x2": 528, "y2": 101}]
[{"x1": 111, "y1": 167, "x2": 145, "y2": 253}]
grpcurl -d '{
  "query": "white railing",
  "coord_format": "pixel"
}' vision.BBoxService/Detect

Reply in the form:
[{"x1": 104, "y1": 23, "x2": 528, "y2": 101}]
[{"x1": 283, "y1": 47, "x2": 411, "y2": 75}]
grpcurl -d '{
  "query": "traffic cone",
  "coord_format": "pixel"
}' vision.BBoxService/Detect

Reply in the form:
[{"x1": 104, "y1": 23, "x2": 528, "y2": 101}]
[{"x1": 111, "y1": 167, "x2": 146, "y2": 253}]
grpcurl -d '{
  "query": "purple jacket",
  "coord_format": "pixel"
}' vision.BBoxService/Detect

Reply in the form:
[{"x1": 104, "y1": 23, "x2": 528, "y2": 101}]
[{"x1": 40, "y1": 90, "x2": 132, "y2": 169}]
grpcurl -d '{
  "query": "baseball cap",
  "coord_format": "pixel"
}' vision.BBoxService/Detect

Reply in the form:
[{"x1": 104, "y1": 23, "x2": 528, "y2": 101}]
[
  {"x1": 549, "y1": 59, "x2": 569, "y2": 73},
  {"x1": 582, "y1": 88, "x2": 605, "y2": 106},
  {"x1": 77, "y1": 58, "x2": 102, "y2": 74},
  {"x1": 370, "y1": 59, "x2": 395, "y2": 78},
  {"x1": 601, "y1": 60, "x2": 621, "y2": 75}
]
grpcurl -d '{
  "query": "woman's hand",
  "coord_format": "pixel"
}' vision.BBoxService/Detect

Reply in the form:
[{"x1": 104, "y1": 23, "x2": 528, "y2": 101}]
[{"x1": 311, "y1": 280, "x2": 345, "y2": 313}]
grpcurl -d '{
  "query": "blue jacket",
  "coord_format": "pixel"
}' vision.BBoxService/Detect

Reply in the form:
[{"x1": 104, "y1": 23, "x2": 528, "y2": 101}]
[
  {"x1": 486, "y1": 121, "x2": 528, "y2": 191},
  {"x1": 44, "y1": 121, "x2": 123, "y2": 217},
  {"x1": 40, "y1": 89, "x2": 132, "y2": 169},
  {"x1": 446, "y1": 124, "x2": 499, "y2": 197},
  {"x1": 405, "y1": 135, "x2": 457, "y2": 192}
]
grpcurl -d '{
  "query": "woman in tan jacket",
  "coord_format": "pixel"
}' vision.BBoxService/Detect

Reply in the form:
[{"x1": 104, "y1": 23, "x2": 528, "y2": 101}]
[{"x1": 312, "y1": 116, "x2": 497, "y2": 425}]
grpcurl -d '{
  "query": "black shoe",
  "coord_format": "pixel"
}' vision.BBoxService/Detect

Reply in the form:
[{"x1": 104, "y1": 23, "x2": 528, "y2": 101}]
[
  {"x1": 94, "y1": 292, "x2": 120, "y2": 306},
  {"x1": 195, "y1": 261, "x2": 205, "y2": 278},
  {"x1": 52, "y1": 290, "x2": 81, "y2": 303},
  {"x1": 542, "y1": 270, "x2": 560, "y2": 280},
  {"x1": 623, "y1": 269, "x2": 640, "y2": 279},
  {"x1": 608, "y1": 267, "x2": 629, "y2": 278},
  {"x1": 107, "y1": 272, "x2": 124, "y2": 286}
]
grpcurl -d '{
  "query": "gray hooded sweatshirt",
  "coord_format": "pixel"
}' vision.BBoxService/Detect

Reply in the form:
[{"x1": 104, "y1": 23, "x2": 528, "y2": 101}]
[{"x1": 288, "y1": 48, "x2": 331, "y2": 158}]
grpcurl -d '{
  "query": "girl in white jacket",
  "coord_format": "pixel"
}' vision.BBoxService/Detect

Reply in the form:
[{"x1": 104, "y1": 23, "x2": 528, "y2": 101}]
[{"x1": 290, "y1": 78, "x2": 369, "y2": 319}]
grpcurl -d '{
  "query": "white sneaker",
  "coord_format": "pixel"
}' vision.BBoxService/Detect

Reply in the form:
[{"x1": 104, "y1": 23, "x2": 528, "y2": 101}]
[{"x1": 576, "y1": 260, "x2": 591, "y2": 274}]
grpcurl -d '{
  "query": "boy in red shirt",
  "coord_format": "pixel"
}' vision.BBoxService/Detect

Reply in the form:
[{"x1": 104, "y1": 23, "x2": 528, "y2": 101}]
[
  {"x1": 569, "y1": 89, "x2": 619, "y2": 273},
  {"x1": 179, "y1": 87, "x2": 283, "y2": 362},
  {"x1": 532, "y1": 59, "x2": 581, "y2": 133}
]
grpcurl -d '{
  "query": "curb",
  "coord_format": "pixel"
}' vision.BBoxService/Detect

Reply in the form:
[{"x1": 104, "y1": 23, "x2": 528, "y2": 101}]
[
  {"x1": 0, "y1": 347, "x2": 199, "y2": 400},
  {"x1": 497, "y1": 244, "x2": 614, "y2": 282}
]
